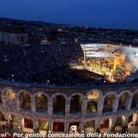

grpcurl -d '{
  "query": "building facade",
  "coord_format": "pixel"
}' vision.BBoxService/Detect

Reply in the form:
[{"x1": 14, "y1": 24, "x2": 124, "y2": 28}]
[
  {"x1": 0, "y1": 79, "x2": 138, "y2": 134},
  {"x1": 0, "y1": 31, "x2": 28, "y2": 45}
]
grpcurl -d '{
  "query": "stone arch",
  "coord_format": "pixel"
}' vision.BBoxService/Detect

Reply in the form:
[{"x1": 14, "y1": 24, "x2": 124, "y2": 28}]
[
  {"x1": 103, "y1": 92, "x2": 117, "y2": 98},
  {"x1": 128, "y1": 113, "x2": 137, "y2": 126},
  {"x1": 52, "y1": 93, "x2": 67, "y2": 100},
  {"x1": 35, "y1": 93, "x2": 48, "y2": 112},
  {"x1": 19, "y1": 90, "x2": 31, "y2": 111},
  {"x1": 38, "y1": 119, "x2": 49, "y2": 132},
  {"x1": 87, "y1": 90, "x2": 101, "y2": 113},
  {"x1": 5, "y1": 114, "x2": 18, "y2": 130},
  {"x1": 0, "y1": 111, "x2": 6, "y2": 128},
  {"x1": 70, "y1": 92, "x2": 84, "y2": 98},
  {"x1": 131, "y1": 90, "x2": 138, "y2": 109},
  {"x1": 33, "y1": 92, "x2": 49, "y2": 99},
  {"x1": 99, "y1": 118, "x2": 112, "y2": 132},
  {"x1": 17, "y1": 89, "x2": 31, "y2": 96},
  {"x1": 86, "y1": 89, "x2": 103, "y2": 98},
  {"x1": 114, "y1": 115, "x2": 126, "y2": 132},
  {"x1": 103, "y1": 92, "x2": 116, "y2": 112},
  {"x1": 0, "y1": 111, "x2": 6, "y2": 121},
  {"x1": 69, "y1": 122, "x2": 81, "y2": 133},
  {"x1": 85, "y1": 120, "x2": 95, "y2": 133},
  {"x1": 22, "y1": 118, "x2": 33, "y2": 132},
  {"x1": 2, "y1": 87, "x2": 16, "y2": 107},
  {"x1": 118, "y1": 90, "x2": 132, "y2": 97},
  {"x1": 70, "y1": 94, "x2": 83, "y2": 113},
  {"x1": 53, "y1": 121, "x2": 64, "y2": 132},
  {"x1": 118, "y1": 91, "x2": 131, "y2": 110},
  {"x1": 115, "y1": 115, "x2": 126, "y2": 127},
  {"x1": 52, "y1": 94, "x2": 66, "y2": 115}
]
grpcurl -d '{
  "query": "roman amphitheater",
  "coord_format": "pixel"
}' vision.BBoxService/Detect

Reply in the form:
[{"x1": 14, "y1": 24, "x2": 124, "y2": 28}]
[{"x1": 0, "y1": 44, "x2": 138, "y2": 135}]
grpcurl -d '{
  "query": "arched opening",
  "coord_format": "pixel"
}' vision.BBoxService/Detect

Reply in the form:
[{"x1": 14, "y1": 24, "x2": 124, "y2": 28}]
[
  {"x1": 114, "y1": 116, "x2": 126, "y2": 132},
  {"x1": 20, "y1": 92, "x2": 31, "y2": 110},
  {"x1": 131, "y1": 93, "x2": 138, "y2": 109},
  {"x1": 0, "y1": 112, "x2": 6, "y2": 121},
  {"x1": 53, "y1": 95, "x2": 65, "y2": 115},
  {"x1": 103, "y1": 94, "x2": 115, "y2": 112},
  {"x1": 70, "y1": 95, "x2": 82, "y2": 114},
  {"x1": 99, "y1": 118, "x2": 112, "y2": 133},
  {"x1": 35, "y1": 94, "x2": 48, "y2": 112},
  {"x1": 87, "y1": 101, "x2": 97, "y2": 113},
  {"x1": 53, "y1": 121, "x2": 64, "y2": 132},
  {"x1": 118, "y1": 92, "x2": 129, "y2": 110},
  {"x1": 127, "y1": 113, "x2": 138, "y2": 132},
  {"x1": 7, "y1": 114, "x2": 14, "y2": 130},
  {"x1": 87, "y1": 91, "x2": 100, "y2": 114},
  {"x1": 128, "y1": 113, "x2": 137, "y2": 126},
  {"x1": 85, "y1": 120, "x2": 95, "y2": 133},
  {"x1": 39, "y1": 119, "x2": 49, "y2": 131},
  {"x1": 9, "y1": 114, "x2": 21, "y2": 131},
  {"x1": 39, "y1": 119, "x2": 49, "y2": 135},
  {"x1": 115, "y1": 116, "x2": 126, "y2": 127},
  {"x1": 5, "y1": 89, "x2": 16, "y2": 107},
  {"x1": 69, "y1": 122, "x2": 80, "y2": 134},
  {"x1": 0, "y1": 112, "x2": 5, "y2": 121},
  {"x1": 0, "y1": 112, "x2": 6, "y2": 129},
  {"x1": 23, "y1": 118, "x2": 33, "y2": 132}
]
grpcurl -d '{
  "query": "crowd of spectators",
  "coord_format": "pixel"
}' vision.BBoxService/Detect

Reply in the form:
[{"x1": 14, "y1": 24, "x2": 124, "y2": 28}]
[
  {"x1": 0, "y1": 18, "x2": 138, "y2": 86},
  {"x1": 0, "y1": 41, "x2": 108, "y2": 86}
]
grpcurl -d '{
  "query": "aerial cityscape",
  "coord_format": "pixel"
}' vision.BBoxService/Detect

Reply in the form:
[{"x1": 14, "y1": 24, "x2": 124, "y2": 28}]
[{"x1": 0, "y1": 1, "x2": 138, "y2": 138}]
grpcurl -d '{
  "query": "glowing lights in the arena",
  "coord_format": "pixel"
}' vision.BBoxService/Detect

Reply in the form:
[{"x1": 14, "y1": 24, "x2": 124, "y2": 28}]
[{"x1": 72, "y1": 44, "x2": 138, "y2": 83}]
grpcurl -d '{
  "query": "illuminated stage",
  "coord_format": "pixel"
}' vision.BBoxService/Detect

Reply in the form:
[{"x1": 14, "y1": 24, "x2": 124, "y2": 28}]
[{"x1": 71, "y1": 44, "x2": 138, "y2": 83}]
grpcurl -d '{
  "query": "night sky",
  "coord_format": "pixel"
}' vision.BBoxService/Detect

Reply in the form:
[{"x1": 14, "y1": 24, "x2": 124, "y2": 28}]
[{"x1": 0, "y1": 0, "x2": 138, "y2": 30}]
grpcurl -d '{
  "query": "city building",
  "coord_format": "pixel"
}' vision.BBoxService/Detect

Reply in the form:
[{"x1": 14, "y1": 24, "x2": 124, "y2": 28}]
[{"x1": 0, "y1": 31, "x2": 28, "y2": 45}]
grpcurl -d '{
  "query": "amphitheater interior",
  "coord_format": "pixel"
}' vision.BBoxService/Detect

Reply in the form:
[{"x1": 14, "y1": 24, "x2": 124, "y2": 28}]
[{"x1": 0, "y1": 43, "x2": 138, "y2": 135}]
